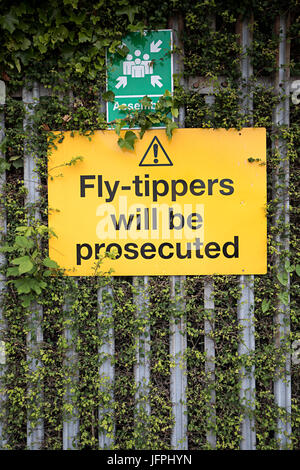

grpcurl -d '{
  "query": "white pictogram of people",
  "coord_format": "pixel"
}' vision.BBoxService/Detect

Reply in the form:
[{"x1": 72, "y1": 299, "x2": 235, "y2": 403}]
[{"x1": 123, "y1": 49, "x2": 153, "y2": 78}]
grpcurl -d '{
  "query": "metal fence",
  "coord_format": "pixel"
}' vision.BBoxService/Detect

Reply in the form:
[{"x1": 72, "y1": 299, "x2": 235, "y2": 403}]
[{"x1": 0, "y1": 13, "x2": 298, "y2": 450}]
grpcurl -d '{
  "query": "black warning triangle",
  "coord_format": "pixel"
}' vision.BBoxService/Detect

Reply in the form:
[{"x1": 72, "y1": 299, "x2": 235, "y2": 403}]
[{"x1": 139, "y1": 136, "x2": 173, "y2": 167}]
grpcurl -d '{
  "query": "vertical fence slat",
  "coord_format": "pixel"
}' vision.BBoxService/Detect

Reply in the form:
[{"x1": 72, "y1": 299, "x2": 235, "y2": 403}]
[
  {"x1": 237, "y1": 17, "x2": 256, "y2": 450},
  {"x1": 170, "y1": 275, "x2": 187, "y2": 450},
  {"x1": 61, "y1": 90, "x2": 80, "y2": 450},
  {"x1": 273, "y1": 14, "x2": 291, "y2": 449},
  {"x1": 204, "y1": 278, "x2": 216, "y2": 448},
  {"x1": 203, "y1": 15, "x2": 217, "y2": 449},
  {"x1": 133, "y1": 277, "x2": 151, "y2": 424},
  {"x1": 97, "y1": 91, "x2": 115, "y2": 450},
  {"x1": 0, "y1": 80, "x2": 6, "y2": 449},
  {"x1": 237, "y1": 275, "x2": 255, "y2": 449},
  {"x1": 168, "y1": 15, "x2": 188, "y2": 450},
  {"x1": 22, "y1": 82, "x2": 44, "y2": 450},
  {"x1": 98, "y1": 284, "x2": 115, "y2": 449}
]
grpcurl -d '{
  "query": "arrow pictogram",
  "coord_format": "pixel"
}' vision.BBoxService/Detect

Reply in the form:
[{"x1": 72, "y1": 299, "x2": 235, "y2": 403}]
[
  {"x1": 151, "y1": 75, "x2": 163, "y2": 88},
  {"x1": 115, "y1": 76, "x2": 127, "y2": 89}
]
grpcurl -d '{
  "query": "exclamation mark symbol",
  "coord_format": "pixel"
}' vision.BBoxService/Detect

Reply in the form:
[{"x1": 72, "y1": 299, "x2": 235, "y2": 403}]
[{"x1": 153, "y1": 143, "x2": 158, "y2": 164}]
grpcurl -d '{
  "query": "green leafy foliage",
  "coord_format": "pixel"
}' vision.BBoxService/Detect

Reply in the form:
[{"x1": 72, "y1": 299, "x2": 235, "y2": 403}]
[
  {"x1": 117, "y1": 130, "x2": 138, "y2": 150},
  {"x1": 103, "y1": 91, "x2": 179, "y2": 148},
  {"x1": 2, "y1": 225, "x2": 59, "y2": 307}
]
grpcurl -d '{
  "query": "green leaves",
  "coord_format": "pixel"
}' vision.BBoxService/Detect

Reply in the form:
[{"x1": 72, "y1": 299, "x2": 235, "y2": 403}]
[
  {"x1": 0, "y1": 157, "x2": 10, "y2": 174},
  {"x1": 102, "y1": 90, "x2": 115, "y2": 102},
  {"x1": 285, "y1": 260, "x2": 296, "y2": 273},
  {"x1": 278, "y1": 292, "x2": 289, "y2": 306},
  {"x1": 14, "y1": 278, "x2": 46, "y2": 295},
  {"x1": 261, "y1": 298, "x2": 271, "y2": 313},
  {"x1": 43, "y1": 257, "x2": 59, "y2": 269},
  {"x1": 14, "y1": 235, "x2": 34, "y2": 250},
  {"x1": 117, "y1": 130, "x2": 138, "y2": 150},
  {"x1": 110, "y1": 91, "x2": 179, "y2": 150},
  {"x1": 273, "y1": 260, "x2": 300, "y2": 307},
  {"x1": 116, "y1": 6, "x2": 140, "y2": 24},
  {"x1": 166, "y1": 120, "x2": 178, "y2": 139},
  {"x1": 276, "y1": 270, "x2": 288, "y2": 287},
  {"x1": 78, "y1": 30, "x2": 92, "y2": 43},
  {"x1": 0, "y1": 10, "x2": 19, "y2": 34},
  {"x1": 4, "y1": 224, "x2": 60, "y2": 306},
  {"x1": 276, "y1": 261, "x2": 299, "y2": 286},
  {"x1": 171, "y1": 107, "x2": 179, "y2": 118},
  {"x1": 11, "y1": 256, "x2": 34, "y2": 275},
  {"x1": 139, "y1": 96, "x2": 152, "y2": 108}
]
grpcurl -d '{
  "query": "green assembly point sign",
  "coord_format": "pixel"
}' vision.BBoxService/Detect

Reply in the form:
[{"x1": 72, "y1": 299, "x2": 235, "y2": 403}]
[{"x1": 106, "y1": 30, "x2": 173, "y2": 127}]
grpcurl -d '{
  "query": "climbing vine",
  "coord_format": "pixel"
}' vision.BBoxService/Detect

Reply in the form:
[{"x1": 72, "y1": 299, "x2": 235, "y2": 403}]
[{"x1": 0, "y1": 0, "x2": 299, "y2": 450}]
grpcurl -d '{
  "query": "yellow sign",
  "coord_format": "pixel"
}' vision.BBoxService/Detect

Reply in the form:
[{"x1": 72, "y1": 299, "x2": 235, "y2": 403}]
[{"x1": 48, "y1": 128, "x2": 266, "y2": 276}]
